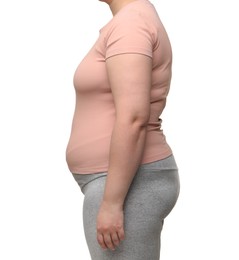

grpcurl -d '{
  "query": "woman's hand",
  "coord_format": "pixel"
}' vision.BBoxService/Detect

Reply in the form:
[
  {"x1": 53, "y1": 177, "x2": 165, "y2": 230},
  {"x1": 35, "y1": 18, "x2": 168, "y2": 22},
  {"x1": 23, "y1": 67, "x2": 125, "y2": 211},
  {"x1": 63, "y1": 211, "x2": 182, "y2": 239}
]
[{"x1": 96, "y1": 201, "x2": 125, "y2": 251}]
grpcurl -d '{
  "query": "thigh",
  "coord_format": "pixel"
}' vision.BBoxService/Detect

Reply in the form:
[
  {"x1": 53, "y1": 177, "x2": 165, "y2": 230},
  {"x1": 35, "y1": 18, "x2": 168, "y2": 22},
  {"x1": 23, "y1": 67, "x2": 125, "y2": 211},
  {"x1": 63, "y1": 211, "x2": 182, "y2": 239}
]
[{"x1": 82, "y1": 167, "x2": 179, "y2": 260}]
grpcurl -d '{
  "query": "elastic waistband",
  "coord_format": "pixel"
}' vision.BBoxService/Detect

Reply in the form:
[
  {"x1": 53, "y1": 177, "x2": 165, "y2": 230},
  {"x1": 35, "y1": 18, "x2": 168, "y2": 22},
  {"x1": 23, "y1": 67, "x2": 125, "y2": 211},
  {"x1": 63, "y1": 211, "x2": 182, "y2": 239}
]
[{"x1": 71, "y1": 155, "x2": 178, "y2": 192}]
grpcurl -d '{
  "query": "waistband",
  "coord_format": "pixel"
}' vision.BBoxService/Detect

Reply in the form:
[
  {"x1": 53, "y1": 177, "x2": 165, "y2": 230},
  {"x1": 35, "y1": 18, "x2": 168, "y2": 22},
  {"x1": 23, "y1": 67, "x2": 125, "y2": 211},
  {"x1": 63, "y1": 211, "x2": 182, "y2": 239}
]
[{"x1": 71, "y1": 154, "x2": 178, "y2": 192}]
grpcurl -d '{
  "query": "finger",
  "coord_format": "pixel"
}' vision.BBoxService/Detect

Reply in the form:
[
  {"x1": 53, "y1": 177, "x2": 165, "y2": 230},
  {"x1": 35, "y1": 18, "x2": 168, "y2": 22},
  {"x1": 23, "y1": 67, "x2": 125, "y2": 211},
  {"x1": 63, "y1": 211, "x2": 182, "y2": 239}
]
[
  {"x1": 97, "y1": 233, "x2": 107, "y2": 250},
  {"x1": 111, "y1": 232, "x2": 120, "y2": 247},
  {"x1": 103, "y1": 233, "x2": 115, "y2": 251},
  {"x1": 118, "y1": 227, "x2": 125, "y2": 241}
]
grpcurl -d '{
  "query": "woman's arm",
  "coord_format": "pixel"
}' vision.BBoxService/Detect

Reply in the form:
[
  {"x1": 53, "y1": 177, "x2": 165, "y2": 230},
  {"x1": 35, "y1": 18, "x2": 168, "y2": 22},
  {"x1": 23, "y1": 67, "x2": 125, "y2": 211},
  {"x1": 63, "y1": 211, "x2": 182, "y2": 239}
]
[
  {"x1": 104, "y1": 53, "x2": 152, "y2": 205},
  {"x1": 97, "y1": 53, "x2": 152, "y2": 250}
]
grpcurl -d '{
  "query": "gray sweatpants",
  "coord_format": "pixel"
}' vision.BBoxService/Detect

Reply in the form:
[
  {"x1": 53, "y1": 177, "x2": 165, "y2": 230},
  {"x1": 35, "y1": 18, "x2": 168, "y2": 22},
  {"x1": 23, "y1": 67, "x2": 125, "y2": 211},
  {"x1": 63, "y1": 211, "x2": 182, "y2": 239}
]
[{"x1": 72, "y1": 155, "x2": 180, "y2": 260}]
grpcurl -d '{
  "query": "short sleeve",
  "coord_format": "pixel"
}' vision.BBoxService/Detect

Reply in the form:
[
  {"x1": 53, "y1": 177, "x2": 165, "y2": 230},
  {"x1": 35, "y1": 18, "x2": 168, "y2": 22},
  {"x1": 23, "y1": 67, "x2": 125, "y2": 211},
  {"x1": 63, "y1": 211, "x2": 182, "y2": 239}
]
[{"x1": 104, "y1": 12, "x2": 156, "y2": 59}]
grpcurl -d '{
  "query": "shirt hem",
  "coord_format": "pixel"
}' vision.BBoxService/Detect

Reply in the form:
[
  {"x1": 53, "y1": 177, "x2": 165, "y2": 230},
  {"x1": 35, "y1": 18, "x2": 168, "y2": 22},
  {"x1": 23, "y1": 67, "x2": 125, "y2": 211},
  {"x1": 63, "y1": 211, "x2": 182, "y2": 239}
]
[{"x1": 69, "y1": 150, "x2": 173, "y2": 175}]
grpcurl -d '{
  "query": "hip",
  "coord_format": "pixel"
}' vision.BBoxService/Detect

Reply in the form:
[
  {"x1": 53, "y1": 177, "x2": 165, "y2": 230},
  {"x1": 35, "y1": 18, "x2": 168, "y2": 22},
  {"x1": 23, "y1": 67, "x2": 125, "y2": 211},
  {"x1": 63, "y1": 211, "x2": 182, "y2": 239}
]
[{"x1": 71, "y1": 154, "x2": 179, "y2": 195}]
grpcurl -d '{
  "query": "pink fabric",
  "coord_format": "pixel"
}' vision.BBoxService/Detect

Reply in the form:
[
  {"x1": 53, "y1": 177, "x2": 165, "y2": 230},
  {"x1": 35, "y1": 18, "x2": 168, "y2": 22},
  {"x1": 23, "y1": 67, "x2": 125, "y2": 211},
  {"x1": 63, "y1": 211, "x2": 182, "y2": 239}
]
[{"x1": 66, "y1": 0, "x2": 173, "y2": 174}]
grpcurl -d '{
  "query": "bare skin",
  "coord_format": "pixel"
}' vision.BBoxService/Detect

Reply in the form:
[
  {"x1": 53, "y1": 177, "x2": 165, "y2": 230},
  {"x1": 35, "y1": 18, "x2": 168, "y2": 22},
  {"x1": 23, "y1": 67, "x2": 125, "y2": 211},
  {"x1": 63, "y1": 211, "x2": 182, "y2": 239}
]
[
  {"x1": 99, "y1": 0, "x2": 139, "y2": 15},
  {"x1": 96, "y1": 0, "x2": 152, "y2": 251}
]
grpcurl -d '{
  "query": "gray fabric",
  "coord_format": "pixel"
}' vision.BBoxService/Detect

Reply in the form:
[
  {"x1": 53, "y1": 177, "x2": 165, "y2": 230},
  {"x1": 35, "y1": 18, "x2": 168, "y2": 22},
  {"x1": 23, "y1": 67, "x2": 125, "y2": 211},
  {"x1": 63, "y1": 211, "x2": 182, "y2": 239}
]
[{"x1": 72, "y1": 155, "x2": 180, "y2": 260}]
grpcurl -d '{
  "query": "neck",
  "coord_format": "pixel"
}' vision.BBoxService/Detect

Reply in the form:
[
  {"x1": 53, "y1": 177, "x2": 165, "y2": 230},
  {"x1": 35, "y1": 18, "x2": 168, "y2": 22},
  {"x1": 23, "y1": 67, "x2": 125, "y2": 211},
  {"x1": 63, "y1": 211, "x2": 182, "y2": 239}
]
[{"x1": 109, "y1": 0, "x2": 139, "y2": 16}]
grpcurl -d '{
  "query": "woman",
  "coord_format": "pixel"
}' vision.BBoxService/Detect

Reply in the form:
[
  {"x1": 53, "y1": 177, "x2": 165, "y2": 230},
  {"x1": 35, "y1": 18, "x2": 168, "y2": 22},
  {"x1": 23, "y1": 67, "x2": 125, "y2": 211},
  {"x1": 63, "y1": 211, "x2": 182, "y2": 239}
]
[{"x1": 66, "y1": 0, "x2": 180, "y2": 259}]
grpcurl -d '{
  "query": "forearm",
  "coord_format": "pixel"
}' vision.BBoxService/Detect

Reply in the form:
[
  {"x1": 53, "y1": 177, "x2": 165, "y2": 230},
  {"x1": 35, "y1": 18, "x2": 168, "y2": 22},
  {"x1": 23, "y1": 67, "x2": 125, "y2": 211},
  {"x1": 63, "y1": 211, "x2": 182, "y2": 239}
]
[{"x1": 102, "y1": 120, "x2": 147, "y2": 207}]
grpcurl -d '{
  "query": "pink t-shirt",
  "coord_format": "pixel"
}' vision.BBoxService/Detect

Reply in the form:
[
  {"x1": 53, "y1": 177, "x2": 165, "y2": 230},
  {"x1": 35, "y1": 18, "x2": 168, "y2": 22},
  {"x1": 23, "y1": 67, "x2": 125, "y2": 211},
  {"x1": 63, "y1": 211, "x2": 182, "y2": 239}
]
[{"x1": 66, "y1": 0, "x2": 173, "y2": 174}]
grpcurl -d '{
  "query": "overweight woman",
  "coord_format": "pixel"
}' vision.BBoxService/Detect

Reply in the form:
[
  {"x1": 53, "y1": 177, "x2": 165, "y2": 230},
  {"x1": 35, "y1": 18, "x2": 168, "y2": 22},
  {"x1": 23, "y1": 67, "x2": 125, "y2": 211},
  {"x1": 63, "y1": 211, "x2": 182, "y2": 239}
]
[{"x1": 66, "y1": 0, "x2": 180, "y2": 259}]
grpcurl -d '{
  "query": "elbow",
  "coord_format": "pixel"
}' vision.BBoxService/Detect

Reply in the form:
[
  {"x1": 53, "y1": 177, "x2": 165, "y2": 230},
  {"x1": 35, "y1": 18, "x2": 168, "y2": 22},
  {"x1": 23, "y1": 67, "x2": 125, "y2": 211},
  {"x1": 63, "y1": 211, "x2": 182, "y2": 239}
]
[
  {"x1": 116, "y1": 110, "x2": 150, "y2": 129},
  {"x1": 131, "y1": 114, "x2": 150, "y2": 128}
]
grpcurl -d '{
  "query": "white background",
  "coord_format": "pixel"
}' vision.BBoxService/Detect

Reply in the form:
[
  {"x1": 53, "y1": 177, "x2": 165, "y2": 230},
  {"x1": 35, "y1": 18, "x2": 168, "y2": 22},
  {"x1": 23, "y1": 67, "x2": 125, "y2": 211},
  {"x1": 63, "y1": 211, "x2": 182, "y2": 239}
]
[{"x1": 0, "y1": 0, "x2": 238, "y2": 259}]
